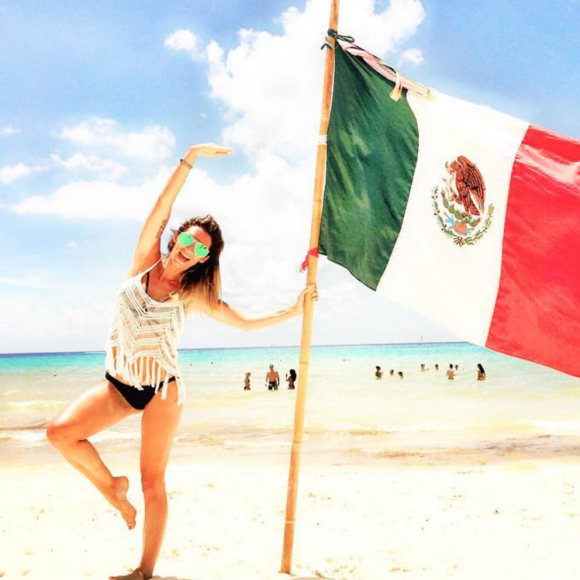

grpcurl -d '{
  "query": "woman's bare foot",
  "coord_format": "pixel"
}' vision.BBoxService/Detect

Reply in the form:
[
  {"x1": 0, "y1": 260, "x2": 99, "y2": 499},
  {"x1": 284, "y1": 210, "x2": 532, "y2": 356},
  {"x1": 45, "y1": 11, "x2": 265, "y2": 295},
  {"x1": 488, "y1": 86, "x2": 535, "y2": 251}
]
[
  {"x1": 103, "y1": 476, "x2": 136, "y2": 530},
  {"x1": 109, "y1": 568, "x2": 149, "y2": 580}
]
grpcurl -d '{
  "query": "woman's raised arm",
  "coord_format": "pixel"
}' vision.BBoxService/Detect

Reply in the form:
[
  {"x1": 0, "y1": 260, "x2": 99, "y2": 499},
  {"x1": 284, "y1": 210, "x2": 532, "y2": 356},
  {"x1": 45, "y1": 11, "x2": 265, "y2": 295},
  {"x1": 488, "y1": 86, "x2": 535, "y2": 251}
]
[{"x1": 129, "y1": 143, "x2": 232, "y2": 276}]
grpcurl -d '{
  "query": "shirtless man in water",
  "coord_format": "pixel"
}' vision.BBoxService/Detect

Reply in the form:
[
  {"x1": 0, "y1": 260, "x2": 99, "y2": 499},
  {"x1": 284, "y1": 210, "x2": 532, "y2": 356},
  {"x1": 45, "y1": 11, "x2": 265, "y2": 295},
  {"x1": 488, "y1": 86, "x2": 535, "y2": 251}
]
[{"x1": 265, "y1": 364, "x2": 280, "y2": 390}]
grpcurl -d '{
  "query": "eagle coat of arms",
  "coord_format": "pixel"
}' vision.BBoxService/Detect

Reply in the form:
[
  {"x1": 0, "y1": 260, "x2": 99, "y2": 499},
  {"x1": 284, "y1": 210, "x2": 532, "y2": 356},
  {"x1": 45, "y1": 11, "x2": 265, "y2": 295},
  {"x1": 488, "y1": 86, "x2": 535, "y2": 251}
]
[{"x1": 432, "y1": 155, "x2": 494, "y2": 246}]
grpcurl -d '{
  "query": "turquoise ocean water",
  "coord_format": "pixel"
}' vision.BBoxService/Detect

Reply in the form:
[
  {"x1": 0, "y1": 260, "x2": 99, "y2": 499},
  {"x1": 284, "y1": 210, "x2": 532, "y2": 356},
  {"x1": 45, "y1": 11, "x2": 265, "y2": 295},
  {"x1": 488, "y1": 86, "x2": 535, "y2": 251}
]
[{"x1": 1, "y1": 343, "x2": 580, "y2": 465}]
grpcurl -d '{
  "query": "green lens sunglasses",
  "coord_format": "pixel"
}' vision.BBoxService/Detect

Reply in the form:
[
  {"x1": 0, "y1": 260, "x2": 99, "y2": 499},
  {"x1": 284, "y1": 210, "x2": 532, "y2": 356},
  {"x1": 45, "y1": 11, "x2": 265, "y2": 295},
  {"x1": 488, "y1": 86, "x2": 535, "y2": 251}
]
[{"x1": 178, "y1": 232, "x2": 210, "y2": 258}]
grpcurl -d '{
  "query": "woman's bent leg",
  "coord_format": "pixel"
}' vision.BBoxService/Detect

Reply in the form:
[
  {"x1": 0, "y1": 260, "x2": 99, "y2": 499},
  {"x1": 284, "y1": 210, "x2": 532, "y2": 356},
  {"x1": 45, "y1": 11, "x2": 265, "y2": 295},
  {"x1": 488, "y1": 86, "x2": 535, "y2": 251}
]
[
  {"x1": 46, "y1": 378, "x2": 139, "y2": 528},
  {"x1": 113, "y1": 381, "x2": 182, "y2": 580}
]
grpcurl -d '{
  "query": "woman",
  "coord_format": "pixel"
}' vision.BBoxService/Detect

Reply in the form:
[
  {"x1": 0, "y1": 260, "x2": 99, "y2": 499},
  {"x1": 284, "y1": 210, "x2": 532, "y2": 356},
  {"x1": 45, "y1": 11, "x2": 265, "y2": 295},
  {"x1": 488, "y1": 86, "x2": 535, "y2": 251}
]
[
  {"x1": 286, "y1": 368, "x2": 297, "y2": 389},
  {"x1": 46, "y1": 143, "x2": 317, "y2": 580},
  {"x1": 446, "y1": 364, "x2": 455, "y2": 380},
  {"x1": 477, "y1": 363, "x2": 486, "y2": 381}
]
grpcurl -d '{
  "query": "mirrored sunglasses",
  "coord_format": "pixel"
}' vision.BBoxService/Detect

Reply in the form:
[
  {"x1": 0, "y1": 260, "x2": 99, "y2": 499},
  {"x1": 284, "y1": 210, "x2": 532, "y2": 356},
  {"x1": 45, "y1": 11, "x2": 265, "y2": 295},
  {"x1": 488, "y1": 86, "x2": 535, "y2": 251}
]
[{"x1": 178, "y1": 232, "x2": 210, "y2": 258}]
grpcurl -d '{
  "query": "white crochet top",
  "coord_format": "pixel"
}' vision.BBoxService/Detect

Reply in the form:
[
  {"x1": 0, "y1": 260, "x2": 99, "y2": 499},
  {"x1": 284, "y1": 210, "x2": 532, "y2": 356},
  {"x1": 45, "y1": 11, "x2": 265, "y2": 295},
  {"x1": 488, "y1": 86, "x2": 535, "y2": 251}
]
[{"x1": 105, "y1": 260, "x2": 186, "y2": 405}]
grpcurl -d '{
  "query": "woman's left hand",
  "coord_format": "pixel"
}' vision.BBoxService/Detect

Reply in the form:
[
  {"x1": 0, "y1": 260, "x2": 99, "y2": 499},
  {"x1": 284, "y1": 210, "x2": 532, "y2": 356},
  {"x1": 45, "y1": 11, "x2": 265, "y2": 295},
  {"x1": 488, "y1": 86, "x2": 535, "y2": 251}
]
[
  {"x1": 184, "y1": 143, "x2": 233, "y2": 164},
  {"x1": 294, "y1": 284, "x2": 318, "y2": 315}
]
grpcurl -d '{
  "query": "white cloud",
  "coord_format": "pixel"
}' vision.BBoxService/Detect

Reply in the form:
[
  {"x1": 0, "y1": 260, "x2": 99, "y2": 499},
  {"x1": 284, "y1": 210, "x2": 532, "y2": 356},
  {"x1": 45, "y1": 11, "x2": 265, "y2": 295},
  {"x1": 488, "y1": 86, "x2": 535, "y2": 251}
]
[
  {"x1": 205, "y1": 0, "x2": 425, "y2": 159},
  {"x1": 1, "y1": 127, "x2": 20, "y2": 136},
  {"x1": 20, "y1": 0, "x2": 426, "y2": 212},
  {"x1": 398, "y1": 47, "x2": 424, "y2": 68},
  {"x1": 11, "y1": 169, "x2": 171, "y2": 219},
  {"x1": 0, "y1": 276, "x2": 80, "y2": 291},
  {"x1": 164, "y1": 29, "x2": 204, "y2": 60},
  {"x1": 50, "y1": 153, "x2": 128, "y2": 180},
  {"x1": 55, "y1": 117, "x2": 175, "y2": 162},
  {"x1": 0, "y1": 162, "x2": 44, "y2": 184},
  {"x1": 65, "y1": 241, "x2": 78, "y2": 249},
  {"x1": 1, "y1": 152, "x2": 128, "y2": 186}
]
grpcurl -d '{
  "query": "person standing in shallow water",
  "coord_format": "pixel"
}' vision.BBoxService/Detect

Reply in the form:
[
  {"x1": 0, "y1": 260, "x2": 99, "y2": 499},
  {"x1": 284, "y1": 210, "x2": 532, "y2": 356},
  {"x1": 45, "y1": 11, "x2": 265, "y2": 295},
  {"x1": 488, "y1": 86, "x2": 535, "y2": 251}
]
[
  {"x1": 45, "y1": 144, "x2": 317, "y2": 580},
  {"x1": 265, "y1": 364, "x2": 280, "y2": 390},
  {"x1": 286, "y1": 369, "x2": 297, "y2": 389},
  {"x1": 244, "y1": 372, "x2": 251, "y2": 390},
  {"x1": 477, "y1": 364, "x2": 486, "y2": 381},
  {"x1": 447, "y1": 364, "x2": 455, "y2": 380},
  {"x1": 375, "y1": 366, "x2": 383, "y2": 379}
]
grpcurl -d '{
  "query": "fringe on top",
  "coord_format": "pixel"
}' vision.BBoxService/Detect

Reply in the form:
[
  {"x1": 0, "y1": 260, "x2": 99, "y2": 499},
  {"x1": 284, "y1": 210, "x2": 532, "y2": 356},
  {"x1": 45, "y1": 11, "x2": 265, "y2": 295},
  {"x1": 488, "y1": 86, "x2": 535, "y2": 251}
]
[{"x1": 105, "y1": 260, "x2": 186, "y2": 405}]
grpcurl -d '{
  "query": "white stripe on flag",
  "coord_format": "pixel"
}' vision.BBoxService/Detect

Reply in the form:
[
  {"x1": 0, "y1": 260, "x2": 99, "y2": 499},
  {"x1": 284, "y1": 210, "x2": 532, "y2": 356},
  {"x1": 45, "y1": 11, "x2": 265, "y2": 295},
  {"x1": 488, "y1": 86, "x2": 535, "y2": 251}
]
[{"x1": 377, "y1": 91, "x2": 529, "y2": 345}]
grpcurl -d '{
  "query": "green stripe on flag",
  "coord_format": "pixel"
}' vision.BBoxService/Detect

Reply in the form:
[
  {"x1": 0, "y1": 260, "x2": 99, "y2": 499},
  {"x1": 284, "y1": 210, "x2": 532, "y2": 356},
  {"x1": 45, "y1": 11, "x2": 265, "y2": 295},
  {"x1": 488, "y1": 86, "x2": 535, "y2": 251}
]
[{"x1": 319, "y1": 44, "x2": 420, "y2": 290}]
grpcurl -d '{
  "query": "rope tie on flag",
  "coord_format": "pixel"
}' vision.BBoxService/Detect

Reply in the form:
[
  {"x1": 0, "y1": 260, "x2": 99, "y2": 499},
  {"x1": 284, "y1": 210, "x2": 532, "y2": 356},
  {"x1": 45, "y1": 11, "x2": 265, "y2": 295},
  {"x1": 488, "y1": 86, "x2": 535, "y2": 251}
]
[
  {"x1": 389, "y1": 71, "x2": 403, "y2": 101},
  {"x1": 300, "y1": 248, "x2": 319, "y2": 272},
  {"x1": 320, "y1": 29, "x2": 355, "y2": 50}
]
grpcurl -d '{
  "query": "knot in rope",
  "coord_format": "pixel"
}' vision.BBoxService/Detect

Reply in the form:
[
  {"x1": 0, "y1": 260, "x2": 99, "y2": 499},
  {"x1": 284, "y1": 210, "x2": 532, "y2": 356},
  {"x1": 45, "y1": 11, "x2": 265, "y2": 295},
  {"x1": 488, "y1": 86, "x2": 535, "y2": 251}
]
[{"x1": 320, "y1": 29, "x2": 355, "y2": 50}]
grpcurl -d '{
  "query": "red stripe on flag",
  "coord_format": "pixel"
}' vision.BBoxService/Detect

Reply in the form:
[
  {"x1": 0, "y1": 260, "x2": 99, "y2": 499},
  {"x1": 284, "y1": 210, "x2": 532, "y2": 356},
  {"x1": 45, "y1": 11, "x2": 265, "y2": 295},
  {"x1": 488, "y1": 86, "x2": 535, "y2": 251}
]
[{"x1": 487, "y1": 125, "x2": 580, "y2": 376}]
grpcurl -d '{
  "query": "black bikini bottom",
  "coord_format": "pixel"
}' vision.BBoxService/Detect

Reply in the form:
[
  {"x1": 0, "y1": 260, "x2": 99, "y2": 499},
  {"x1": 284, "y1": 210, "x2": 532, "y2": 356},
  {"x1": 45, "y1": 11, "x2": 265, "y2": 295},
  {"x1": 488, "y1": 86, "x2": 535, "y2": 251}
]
[{"x1": 105, "y1": 372, "x2": 175, "y2": 410}]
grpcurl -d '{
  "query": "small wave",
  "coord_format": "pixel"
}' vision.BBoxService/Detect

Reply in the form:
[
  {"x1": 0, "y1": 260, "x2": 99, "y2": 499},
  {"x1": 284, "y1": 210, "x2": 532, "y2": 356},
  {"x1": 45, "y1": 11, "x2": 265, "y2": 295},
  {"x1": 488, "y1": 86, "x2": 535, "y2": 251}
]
[
  {"x1": 367, "y1": 435, "x2": 580, "y2": 464},
  {"x1": 0, "y1": 427, "x2": 139, "y2": 444},
  {"x1": 91, "y1": 431, "x2": 140, "y2": 442},
  {"x1": 174, "y1": 421, "x2": 469, "y2": 442},
  {"x1": 0, "y1": 431, "x2": 47, "y2": 443},
  {"x1": 532, "y1": 421, "x2": 580, "y2": 436},
  {"x1": 223, "y1": 440, "x2": 290, "y2": 449},
  {"x1": 0, "y1": 419, "x2": 48, "y2": 432},
  {"x1": 306, "y1": 422, "x2": 468, "y2": 437},
  {"x1": 175, "y1": 433, "x2": 226, "y2": 446},
  {"x1": 6, "y1": 400, "x2": 66, "y2": 411}
]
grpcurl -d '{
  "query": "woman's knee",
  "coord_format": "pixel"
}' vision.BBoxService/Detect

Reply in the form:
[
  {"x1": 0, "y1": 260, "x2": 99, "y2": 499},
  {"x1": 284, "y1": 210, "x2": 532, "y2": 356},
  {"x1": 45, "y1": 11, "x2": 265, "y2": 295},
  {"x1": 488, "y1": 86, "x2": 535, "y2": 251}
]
[
  {"x1": 141, "y1": 471, "x2": 166, "y2": 497},
  {"x1": 46, "y1": 419, "x2": 76, "y2": 447}
]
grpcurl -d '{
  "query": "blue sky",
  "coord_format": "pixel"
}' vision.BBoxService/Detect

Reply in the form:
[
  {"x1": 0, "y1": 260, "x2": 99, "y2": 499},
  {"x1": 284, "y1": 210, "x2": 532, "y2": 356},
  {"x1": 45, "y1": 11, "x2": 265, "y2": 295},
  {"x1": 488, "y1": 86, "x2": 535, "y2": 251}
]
[{"x1": 1, "y1": 0, "x2": 579, "y2": 353}]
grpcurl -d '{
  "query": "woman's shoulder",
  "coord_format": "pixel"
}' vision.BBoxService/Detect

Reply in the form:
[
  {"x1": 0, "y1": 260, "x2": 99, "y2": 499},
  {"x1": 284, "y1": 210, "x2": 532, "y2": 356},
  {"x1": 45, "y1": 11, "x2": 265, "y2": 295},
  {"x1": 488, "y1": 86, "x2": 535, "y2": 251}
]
[
  {"x1": 183, "y1": 295, "x2": 210, "y2": 316},
  {"x1": 127, "y1": 248, "x2": 163, "y2": 279}
]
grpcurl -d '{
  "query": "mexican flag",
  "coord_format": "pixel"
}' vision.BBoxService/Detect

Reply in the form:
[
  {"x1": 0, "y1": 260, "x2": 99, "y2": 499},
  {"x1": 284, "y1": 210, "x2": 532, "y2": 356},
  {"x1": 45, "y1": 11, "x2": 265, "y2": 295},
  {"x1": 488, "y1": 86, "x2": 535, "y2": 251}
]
[{"x1": 319, "y1": 41, "x2": 580, "y2": 377}]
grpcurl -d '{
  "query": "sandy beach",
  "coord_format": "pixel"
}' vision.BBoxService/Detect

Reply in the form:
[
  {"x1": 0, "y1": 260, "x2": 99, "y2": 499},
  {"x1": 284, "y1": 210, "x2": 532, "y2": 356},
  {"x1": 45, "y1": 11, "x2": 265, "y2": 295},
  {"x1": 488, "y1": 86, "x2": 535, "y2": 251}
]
[{"x1": 3, "y1": 441, "x2": 580, "y2": 580}]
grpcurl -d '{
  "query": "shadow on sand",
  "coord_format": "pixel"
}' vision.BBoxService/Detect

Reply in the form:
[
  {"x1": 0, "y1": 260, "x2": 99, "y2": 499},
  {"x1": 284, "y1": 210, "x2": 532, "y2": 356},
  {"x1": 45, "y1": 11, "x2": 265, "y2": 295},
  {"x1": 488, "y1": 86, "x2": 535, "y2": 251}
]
[
  {"x1": 151, "y1": 575, "x2": 338, "y2": 580},
  {"x1": 151, "y1": 576, "x2": 192, "y2": 580},
  {"x1": 293, "y1": 577, "x2": 339, "y2": 580}
]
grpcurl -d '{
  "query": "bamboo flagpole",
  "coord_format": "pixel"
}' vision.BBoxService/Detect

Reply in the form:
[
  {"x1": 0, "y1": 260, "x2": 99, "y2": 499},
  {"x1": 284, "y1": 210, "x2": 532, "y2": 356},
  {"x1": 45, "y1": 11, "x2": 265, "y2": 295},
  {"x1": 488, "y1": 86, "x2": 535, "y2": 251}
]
[{"x1": 280, "y1": 0, "x2": 341, "y2": 573}]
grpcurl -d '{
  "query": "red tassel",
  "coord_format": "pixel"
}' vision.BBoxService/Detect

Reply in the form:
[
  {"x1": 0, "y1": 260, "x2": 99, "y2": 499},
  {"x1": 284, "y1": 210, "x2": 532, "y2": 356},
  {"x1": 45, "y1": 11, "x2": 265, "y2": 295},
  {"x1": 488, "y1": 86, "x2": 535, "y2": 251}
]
[{"x1": 300, "y1": 248, "x2": 319, "y2": 272}]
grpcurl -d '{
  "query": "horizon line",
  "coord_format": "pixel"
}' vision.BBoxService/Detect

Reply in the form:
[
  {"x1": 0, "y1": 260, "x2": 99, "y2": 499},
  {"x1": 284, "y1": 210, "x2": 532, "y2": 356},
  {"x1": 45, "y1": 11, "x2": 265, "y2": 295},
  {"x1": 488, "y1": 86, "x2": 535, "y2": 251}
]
[{"x1": 0, "y1": 340, "x2": 470, "y2": 358}]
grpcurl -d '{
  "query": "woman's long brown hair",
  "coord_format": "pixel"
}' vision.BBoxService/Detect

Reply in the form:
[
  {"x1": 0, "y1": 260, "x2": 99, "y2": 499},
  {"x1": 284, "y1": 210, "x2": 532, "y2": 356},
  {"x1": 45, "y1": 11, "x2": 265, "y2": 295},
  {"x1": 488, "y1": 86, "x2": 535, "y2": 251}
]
[{"x1": 166, "y1": 215, "x2": 224, "y2": 309}]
